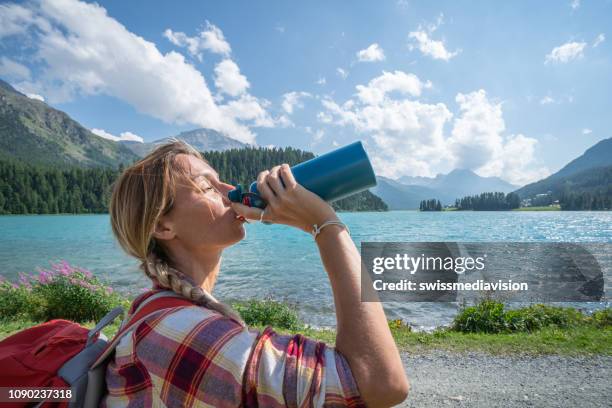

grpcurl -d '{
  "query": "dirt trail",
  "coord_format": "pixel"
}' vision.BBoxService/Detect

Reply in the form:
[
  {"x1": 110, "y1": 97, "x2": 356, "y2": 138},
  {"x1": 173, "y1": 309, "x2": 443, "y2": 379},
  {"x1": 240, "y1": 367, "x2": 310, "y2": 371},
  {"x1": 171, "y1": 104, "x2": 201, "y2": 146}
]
[{"x1": 397, "y1": 351, "x2": 611, "y2": 407}]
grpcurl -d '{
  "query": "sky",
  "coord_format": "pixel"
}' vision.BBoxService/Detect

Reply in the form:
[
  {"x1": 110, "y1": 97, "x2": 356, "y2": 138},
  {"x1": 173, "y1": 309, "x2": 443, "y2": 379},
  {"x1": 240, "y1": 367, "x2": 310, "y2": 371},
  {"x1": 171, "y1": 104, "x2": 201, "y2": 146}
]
[{"x1": 0, "y1": 0, "x2": 610, "y2": 186}]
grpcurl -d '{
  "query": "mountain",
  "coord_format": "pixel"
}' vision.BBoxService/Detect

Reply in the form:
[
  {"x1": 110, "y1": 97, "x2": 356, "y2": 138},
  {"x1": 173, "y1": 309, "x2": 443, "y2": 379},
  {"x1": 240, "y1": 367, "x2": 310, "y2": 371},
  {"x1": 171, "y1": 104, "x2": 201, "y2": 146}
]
[
  {"x1": 515, "y1": 137, "x2": 612, "y2": 199},
  {"x1": 372, "y1": 169, "x2": 518, "y2": 209},
  {"x1": 371, "y1": 176, "x2": 441, "y2": 210},
  {"x1": 426, "y1": 169, "x2": 517, "y2": 197},
  {"x1": 396, "y1": 175, "x2": 434, "y2": 186},
  {"x1": 121, "y1": 128, "x2": 250, "y2": 157},
  {"x1": 549, "y1": 138, "x2": 612, "y2": 180},
  {"x1": 0, "y1": 79, "x2": 138, "y2": 167}
]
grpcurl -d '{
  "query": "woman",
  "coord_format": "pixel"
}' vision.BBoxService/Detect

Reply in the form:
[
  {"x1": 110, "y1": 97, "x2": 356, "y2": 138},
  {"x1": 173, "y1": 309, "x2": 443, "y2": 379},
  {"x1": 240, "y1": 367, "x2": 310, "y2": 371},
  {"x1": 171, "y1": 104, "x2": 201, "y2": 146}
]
[{"x1": 105, "y1": 139, "x2": 409, "y2": 407}]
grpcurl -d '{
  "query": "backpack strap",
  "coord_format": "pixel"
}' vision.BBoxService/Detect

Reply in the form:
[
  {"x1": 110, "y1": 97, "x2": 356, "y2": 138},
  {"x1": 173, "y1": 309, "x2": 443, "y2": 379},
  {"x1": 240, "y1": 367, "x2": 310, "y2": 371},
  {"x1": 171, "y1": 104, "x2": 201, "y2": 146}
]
[
  {"x1": 90, "y1": 291, "x2": 194, "y2": 369},
  {"x1": 86, "y1": 307, "x2": 125, "y2": 347}
]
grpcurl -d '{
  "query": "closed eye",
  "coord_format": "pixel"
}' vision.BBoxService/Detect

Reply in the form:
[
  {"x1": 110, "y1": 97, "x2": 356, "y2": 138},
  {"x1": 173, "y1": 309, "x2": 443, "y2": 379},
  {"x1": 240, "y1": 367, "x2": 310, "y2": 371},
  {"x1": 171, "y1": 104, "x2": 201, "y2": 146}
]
[
  {"x1": 198, "y1": 182, "x2": 218, "y2": 194},
  {"x1": 193, "y1": 174, "x2": 222, "y2": 195}
]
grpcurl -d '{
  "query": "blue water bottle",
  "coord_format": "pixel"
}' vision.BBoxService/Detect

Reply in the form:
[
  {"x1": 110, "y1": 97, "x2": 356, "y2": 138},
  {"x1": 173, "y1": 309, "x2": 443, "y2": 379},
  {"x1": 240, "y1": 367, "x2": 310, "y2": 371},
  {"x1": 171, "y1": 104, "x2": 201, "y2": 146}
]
[{"x1": 227, "y1": 141, "x2": 377, "y2": 223}]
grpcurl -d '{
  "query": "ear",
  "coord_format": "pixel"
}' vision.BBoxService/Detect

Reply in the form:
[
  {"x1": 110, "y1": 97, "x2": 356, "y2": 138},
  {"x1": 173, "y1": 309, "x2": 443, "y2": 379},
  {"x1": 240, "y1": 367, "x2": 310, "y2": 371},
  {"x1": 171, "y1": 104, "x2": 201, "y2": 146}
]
[{"x1": 151, "y1": 215, "x2": 176, "y2": 241}]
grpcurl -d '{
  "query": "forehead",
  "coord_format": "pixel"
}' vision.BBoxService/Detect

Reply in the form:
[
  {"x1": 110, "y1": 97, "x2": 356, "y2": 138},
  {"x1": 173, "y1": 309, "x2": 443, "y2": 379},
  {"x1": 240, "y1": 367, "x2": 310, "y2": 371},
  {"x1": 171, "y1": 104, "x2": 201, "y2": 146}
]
[{"x1": 175, "y1": 154, "x2": 217, "y2": 178}]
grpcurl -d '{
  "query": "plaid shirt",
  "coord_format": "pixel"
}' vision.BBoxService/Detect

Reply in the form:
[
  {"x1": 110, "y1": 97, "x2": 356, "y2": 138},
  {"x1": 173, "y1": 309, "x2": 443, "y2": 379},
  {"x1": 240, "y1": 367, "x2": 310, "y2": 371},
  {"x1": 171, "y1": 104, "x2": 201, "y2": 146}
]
[{"x1": 101, "y1": 302, "x2": 365, "y2": 407}]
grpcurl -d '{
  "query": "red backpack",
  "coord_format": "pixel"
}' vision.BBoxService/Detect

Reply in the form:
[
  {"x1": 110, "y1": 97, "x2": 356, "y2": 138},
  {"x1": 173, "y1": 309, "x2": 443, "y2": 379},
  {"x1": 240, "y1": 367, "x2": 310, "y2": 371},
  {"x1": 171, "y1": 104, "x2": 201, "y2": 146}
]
[{"x1": 0, "y1": 290, "x2": 194, "y2": 407}]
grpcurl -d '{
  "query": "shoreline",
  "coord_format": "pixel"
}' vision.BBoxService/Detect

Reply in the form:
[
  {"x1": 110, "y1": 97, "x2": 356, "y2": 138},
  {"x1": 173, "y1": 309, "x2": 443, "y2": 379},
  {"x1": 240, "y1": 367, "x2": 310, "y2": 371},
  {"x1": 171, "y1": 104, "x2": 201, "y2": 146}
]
[{"x1": 2, "y1": 208, "x2": 612, "y2": 217}]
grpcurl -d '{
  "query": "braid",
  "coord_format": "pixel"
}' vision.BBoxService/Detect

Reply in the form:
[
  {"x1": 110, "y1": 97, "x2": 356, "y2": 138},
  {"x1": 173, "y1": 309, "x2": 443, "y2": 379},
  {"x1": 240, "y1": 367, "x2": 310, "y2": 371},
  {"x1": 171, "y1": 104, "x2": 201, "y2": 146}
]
[{"x1": 140, "y1": 253, "x2": 245, "y2": 327}]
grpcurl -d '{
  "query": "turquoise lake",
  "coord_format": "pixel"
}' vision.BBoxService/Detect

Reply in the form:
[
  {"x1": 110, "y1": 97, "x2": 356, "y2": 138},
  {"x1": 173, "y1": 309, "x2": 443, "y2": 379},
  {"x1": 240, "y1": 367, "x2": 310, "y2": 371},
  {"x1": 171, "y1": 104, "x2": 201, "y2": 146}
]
[{"x1": 1, "y1": 211, "x2": 610, "y2": 330}]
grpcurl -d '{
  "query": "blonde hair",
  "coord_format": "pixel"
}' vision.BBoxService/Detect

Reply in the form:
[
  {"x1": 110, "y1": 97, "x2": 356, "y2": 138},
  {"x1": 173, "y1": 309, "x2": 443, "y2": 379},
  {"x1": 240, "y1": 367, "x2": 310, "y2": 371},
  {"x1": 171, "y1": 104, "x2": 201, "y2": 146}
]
[{"x1": 109, "y1": 138, "x2": 244, "y2": 326}]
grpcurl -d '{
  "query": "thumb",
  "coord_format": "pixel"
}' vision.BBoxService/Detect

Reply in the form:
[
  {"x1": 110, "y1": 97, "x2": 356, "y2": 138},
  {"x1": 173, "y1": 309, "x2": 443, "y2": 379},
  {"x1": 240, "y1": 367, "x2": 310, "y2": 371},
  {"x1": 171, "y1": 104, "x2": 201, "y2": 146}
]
[{"x1": 230, "y1": 202, "x2": 264, "y2": 221}]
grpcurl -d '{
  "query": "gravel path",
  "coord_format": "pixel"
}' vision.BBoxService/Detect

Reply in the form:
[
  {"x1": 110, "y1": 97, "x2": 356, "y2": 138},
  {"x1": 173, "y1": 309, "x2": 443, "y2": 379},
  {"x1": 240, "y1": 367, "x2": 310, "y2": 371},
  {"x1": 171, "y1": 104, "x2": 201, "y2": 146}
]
[{"x1": 397, "y1": 351, "x2": 611, "y2": 407}]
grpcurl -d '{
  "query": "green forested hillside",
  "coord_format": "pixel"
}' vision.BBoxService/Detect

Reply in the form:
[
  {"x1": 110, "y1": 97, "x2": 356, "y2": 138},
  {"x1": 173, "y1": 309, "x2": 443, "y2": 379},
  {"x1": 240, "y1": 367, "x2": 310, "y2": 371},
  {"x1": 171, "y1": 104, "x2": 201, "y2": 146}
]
[
  {"x1": 514, "y1": 165, "x2": 611, "y2": 210},
  {"x1": 0, "y1": 145, "x2": 387, "y2": 214},
  {"x1": 556, "y1": 166, "x2": 612, "y2": 210},
  {"x1": 0, "y1": 157, "x2": 116, "y2": 214},
  {"x1": 513, "y1": 137, "x2": 611, "y2": 211},
  {"x1": 0, "y1": 79, "x2": 138, "y2": 167}
]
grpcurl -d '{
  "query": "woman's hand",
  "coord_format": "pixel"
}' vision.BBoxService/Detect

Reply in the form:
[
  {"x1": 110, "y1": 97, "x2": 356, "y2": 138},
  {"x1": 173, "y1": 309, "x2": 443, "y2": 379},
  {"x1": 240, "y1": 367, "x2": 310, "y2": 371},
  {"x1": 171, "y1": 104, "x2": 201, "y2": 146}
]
[{"x1": 230, "y1": 163, "x2": 339, "y2": 234}]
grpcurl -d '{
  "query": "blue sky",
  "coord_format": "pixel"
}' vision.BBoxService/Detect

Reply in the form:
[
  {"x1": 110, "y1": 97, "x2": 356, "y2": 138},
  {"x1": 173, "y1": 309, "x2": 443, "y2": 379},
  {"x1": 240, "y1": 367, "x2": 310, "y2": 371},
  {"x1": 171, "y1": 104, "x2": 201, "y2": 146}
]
[{"x1": 0, "y1": 0, "x2": 610, "y2": 185}]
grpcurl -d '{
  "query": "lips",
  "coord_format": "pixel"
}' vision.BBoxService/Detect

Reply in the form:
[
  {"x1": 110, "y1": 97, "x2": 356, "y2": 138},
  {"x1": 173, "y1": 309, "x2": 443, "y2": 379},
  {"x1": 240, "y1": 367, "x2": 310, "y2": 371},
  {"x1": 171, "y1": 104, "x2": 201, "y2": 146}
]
[{"x1": 231, "y1": 209, "x2": 246, "y2": 222}]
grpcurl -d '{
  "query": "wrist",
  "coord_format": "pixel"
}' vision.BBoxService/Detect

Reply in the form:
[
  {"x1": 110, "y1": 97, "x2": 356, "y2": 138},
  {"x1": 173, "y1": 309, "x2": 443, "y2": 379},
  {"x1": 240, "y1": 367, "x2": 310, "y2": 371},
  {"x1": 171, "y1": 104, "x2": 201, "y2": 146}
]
[
  {"x1": 301, "y1": 212, "x2": 339, "y2": 234},
  {"x1": 313, "y1": 222, "x2": 349, "y2": 243},
  {"x1": 312, "y1": 220, "x2": 350, "y2": 241}
]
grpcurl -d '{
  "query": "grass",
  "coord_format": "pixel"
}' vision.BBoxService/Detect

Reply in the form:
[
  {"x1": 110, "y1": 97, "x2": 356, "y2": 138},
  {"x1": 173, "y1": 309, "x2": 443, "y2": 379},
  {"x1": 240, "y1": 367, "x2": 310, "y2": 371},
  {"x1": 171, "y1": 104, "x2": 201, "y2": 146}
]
[
  {"x1": 390, "y1": 325, "x2": 611, "y2": 355},
  {"x1": 513, "y1": 205, "x2": 561, "y2": 211},
  {"x1": 2, "y1": 312, "x2": 610, "y2": 356}
]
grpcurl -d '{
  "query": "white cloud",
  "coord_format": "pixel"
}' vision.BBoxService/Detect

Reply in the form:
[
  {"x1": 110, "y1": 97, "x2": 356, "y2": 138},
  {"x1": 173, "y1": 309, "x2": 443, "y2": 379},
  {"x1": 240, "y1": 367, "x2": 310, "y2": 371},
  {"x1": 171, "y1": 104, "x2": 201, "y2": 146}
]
[
  {"x1": 305, "y1": 127, "x2": 325, "y2": 146},
  {"x1": 317, "y1": 111, "x2": 333, "y2": 123},
  {"x1": 163, "y1": 29, "x2": 202, "y2": 60},
  {"x1": 448, "y1": 90, "x2": 547, "y2": 185},
  {"x1": 0, "y1": 3, "x2": 48, "y2": 38},
  {"x1": 408, "y1": 14, "x2": 460, "y2": 61},
  {"x1": 198, "y1": 22, "x2": 231, "y2": 55},
  {"x1": 275, "y1": 115, "x2": 293, "y2": 128},
  {"x1": 319, "y1": 72, "x2": 546, "y2": 184},
  {"x1": 582, "y1": 128, "x2": 592, "y2": 135},
  {"x1": 0, "y1": 57, "x2": 31, "y2": 80},
  {"x1": 163, "y1": 21, "x2": 231, "y2": 60},
  {"x1": 274, "y1": 24, "x2": 285, "y2": 33},
  {"x1": 355, "y1": 70, "x2": 431, "y2": 105},
  {"x1": 396, "y1": 0, "x2": 410, "y2": 8},
  {"x1": 545, "y1": 41, "x2": 587, "y2": 63},
  {"x1": 570, "y1": 0, "x2": 580, "y2": 10},
  {"x1": 1, "y1": 0, "x2": 278, "y2": 144},
  {"x1": 219, "y1": 94, "x2": 279, "y2": 128},
  {"x1": 92, "y1": 128, "x2": 144, "y2": 143},
  {"x1": 316, "y1": 77, "x2": 326, "y2": 85},
  {"x1": 593, "y1": 33, "x2": 605, "y2": 48},
  {"x1": 540, "y1": 96, "x2": 555, "y2": 105},
  {"x1": 336, "y1": 67, "x2": 348, "y2": 79},
  {"x1": 408, "y1": 31, "x2": 459, "y2": 61},
  {"x1": 356, "y1": 43, "x2": 385, "y2": 62},
  {"x1": 214, "y1": 59, "x2": 249, "y2": 97},
  {"x1": 539, "y1": 94, "x2": 574, "y2": 105},
  {"x1": 119, "y1": 131, "x2": 144, "y2": 142},
  {"x1": 26, "y1": 93, "x2": 45, "y2": 101},
  {"x1": 281, "y1": 91, "x2": 311, "y2": 114}
]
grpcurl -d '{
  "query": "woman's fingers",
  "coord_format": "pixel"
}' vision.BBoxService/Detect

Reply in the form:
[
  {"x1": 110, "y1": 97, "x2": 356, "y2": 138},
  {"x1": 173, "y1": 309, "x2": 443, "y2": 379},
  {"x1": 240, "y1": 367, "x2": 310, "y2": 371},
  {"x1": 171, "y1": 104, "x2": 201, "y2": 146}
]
[
  {"x1": 257, "y1": 170, "x2": 278, "y2": 206},
  {"x1": 266, "y1": 165, "x2": 285, "y2": 196},
  {"x1": 279, "y1": 163, "x2": 297, "y2": 190}
]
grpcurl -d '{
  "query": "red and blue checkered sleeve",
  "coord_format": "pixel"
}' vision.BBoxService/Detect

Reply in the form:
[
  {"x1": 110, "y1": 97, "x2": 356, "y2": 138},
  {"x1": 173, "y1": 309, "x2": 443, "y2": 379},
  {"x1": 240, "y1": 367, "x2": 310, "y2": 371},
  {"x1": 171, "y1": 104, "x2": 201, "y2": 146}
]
[{"x1": 242, "y1": 326, "x2": 366, "y2": 407}]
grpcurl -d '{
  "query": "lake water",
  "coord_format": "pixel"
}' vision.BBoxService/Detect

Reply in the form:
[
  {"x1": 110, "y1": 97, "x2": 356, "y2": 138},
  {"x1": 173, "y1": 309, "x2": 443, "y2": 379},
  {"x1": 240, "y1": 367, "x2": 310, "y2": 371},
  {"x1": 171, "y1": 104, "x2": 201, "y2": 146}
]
[{"x1": 1, "y1": 211, "x2": 610, "y2": 330}]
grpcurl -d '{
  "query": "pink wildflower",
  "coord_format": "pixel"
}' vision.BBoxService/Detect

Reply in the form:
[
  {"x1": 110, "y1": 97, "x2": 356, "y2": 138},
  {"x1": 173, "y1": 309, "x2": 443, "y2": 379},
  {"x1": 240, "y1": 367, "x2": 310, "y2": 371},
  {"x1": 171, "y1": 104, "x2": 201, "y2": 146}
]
[
  {"x1": 18, "y1": 272, "x2": 31, "y2": 287},
  {"x1": 38, "y1": 271, "x2": 52, "y2": 284}
]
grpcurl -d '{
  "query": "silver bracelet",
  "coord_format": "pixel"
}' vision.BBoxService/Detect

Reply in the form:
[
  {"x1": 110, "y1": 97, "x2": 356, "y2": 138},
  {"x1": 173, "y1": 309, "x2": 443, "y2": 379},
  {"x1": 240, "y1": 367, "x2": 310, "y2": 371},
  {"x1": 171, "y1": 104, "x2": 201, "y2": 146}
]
[{"x1": 311, "y1": 220, "x2": 350, "y2": 240}]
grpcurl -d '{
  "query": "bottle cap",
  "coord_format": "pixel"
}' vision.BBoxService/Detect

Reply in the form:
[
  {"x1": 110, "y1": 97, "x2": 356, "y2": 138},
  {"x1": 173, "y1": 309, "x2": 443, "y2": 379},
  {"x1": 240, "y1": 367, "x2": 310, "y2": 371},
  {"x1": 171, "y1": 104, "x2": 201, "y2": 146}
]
[{"x1": 227, "y1": 184, "x2": 243, "y2": 203}]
